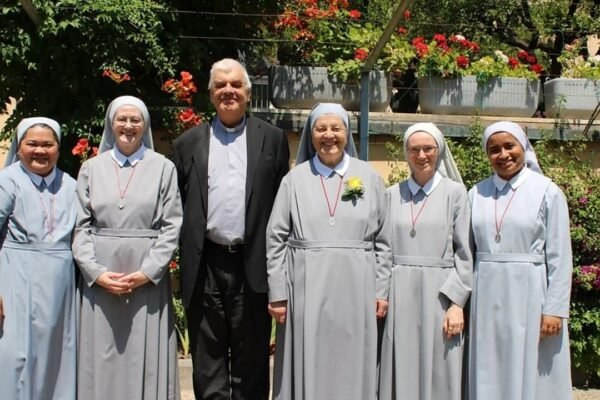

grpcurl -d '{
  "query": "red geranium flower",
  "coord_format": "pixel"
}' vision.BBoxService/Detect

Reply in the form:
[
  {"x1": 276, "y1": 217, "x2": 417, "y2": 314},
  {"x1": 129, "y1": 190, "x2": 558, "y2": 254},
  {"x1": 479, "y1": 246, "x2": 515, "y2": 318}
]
[
  {"x1": 397, "y1": 26, "x2": 407, "y2": 35},
  {"x1": 348, "y1": 9, "x2": 361, "y2": 19},
  {"x1": 456, "y1": 55, "x2": 470, "y2": 68},
  {"x1": 354, "y1": 48, "x2": 369, "y2": 61},
  {"x1": 508, "y1": 57, "x2": 520, "y2": 69},
  {"x1": 404, "y1": 9, "x2": 411, "y2": 20},
  {"x1": 433, "y1": 34, "x2": 446, "y2": 45},
  {"x1": 529, "y1": 63, "x2": 544, "y2": 75},
  {"x1": 517, "y1": 50, "x2": 529, "y2": 62},
  {"x1": 526, "y1": 55, "x2": 537, "y2": 65}
]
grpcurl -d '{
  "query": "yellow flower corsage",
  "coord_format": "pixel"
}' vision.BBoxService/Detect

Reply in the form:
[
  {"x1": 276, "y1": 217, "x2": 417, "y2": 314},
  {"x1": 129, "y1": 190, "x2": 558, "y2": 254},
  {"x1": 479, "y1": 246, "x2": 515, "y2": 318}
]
[{"x1": 342, "y1": 176, "x2": 365, "y2": 201}]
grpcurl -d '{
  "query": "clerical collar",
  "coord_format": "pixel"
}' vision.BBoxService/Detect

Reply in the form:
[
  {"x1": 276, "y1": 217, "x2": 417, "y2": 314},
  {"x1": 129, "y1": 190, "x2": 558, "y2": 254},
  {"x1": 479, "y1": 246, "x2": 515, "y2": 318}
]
[
  {"x1": 312, "y1": 152, "x2": 350, "y2": 178},
  {"x1": 408, "y1": 171, "x2": 442, "y2": 196},
  {"x1": 111, "y1": 144, "x2": 146, "y2": 167},
  {"x1": 493, "y1": 166, "x2": 530, "y2": 191},
  {"x1": 214, "y1": 116, "x2": 246, "y2": 134},
  {"x1": 20, "y1": 162, "x2": 57, "y2": 188}
]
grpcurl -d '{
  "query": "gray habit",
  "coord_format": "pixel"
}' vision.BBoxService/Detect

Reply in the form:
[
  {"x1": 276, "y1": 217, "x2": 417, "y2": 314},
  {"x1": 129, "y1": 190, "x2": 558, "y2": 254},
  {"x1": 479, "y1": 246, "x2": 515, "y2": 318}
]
[
  {"x1": 0, "y1": 162, "x2": 77, "y2": 400},
  {"x1": 267, "y1": 158, "x2": 392, "y2": 400},
  {"x1": 73, "y1": 150, "x2": 183, "y2": 400},
  {"x1": 468, "y1": 170, "x2": 573, "y2": 400},
  {"x1": 379, "y1": 178, "x2": 472, "y2": 400}
]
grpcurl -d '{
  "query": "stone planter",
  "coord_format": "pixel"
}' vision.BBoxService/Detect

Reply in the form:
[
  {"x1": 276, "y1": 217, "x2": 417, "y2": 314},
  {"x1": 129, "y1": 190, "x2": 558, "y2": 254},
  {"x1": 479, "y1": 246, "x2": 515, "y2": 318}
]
[
  {"x1": 418, "y1": 76, "x2": 541, "y2": 117},
  {"x1": 544, "y1": 78, "x2": 600, "y2": 119},
  {"x1": 269, "y1": 65, "x2": 392, "y2": 112}
]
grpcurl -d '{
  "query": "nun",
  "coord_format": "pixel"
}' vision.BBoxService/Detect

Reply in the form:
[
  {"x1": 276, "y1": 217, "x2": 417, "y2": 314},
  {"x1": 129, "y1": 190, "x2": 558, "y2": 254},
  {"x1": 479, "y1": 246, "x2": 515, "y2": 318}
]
[
  {"x1": 379, "y1": 123, "x2": 473, "y2": 400},
  {"x1": 0, "y1": 117, "x2": 77, "y2": 399},
  {"x1": 73, "y1": 96, "x2": 183, "y2": 400},
  {"x1": 266, "y1": 103, "x2": 392, "y2": 400},
  {"x1": 468, "y1": 121, "x2": 572, "y2": 400}
]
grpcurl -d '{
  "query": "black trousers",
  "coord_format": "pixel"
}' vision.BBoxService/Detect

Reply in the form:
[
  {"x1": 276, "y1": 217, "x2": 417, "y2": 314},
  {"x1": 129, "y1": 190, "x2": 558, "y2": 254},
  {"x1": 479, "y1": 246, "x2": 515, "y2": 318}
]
[{"x1": 187, "y1": 241, "x2": 271, "y2": 400}]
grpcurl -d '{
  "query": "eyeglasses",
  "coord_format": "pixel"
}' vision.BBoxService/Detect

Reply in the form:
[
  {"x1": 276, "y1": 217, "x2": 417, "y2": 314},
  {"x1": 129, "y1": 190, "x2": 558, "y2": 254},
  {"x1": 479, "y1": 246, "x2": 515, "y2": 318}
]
[
  {"x1": 407, "y1": 146, "x2": 438, "y2": 156},
  {"x1": 114, "y1": 116, "x2": 144, "y2": 127}
]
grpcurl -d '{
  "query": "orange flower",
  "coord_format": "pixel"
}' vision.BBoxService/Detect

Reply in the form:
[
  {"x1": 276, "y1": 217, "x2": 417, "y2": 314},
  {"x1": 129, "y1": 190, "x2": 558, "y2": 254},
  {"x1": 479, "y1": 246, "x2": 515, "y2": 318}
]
[
  {"x1": 72, "y1": 138, "x2": 89, "y2": 156},
  {"x1": 102, "y1": 69, "x2": 131, "y2": 84}
]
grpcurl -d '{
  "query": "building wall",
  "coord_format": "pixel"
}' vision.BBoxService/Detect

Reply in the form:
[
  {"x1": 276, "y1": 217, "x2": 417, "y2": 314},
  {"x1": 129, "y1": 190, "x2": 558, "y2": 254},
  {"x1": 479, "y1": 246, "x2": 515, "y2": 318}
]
[{"x1": 0, "y1": 99, "x2": 16, "y2": 166}]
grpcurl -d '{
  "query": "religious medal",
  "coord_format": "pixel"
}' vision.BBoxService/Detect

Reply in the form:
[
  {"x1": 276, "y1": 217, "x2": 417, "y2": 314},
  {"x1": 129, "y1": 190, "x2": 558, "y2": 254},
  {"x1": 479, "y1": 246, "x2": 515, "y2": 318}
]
[
  {"x1": 320, "y1": 175, "x2": 343, "y2": 228},
  {"x1": 115, "y1": 161, "x2": 137, "y2": 210},
  {"x1": 494, "y1": 187, "x2": 518, "y2": 245},
  {"x1": 409, "y1": 191, "x2": 429, "y2": 239}
]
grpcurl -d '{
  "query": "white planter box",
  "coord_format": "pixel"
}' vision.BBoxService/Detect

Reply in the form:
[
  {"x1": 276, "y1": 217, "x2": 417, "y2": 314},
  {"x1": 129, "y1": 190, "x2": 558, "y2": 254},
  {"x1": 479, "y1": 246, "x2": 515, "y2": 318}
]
[
  {"x1": 418, "y1": 76, "x2": 540, "y2": 117},
  {"x1": 269, "y1": 65, "x2": 392, "y2": 112},
  {"x1": 544, "y1": 78, "x2": 600, "y2": 119}
]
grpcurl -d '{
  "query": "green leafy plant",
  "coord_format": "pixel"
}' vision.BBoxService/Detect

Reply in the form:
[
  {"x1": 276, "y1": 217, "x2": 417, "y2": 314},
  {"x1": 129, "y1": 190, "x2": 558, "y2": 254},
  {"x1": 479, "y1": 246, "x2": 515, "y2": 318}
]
[
  {"x1": 169, "y1": 250, "x2": 190, "y2": 358},
  {"x1": 557, "y1": 39, "x2": 600, "y2": 80},
  {"x1": 413, "y1": 34, "x2": 543, "y2": 83},
  {"x1": 263, "y1": 0, "x2": 415, "y2": 82}
]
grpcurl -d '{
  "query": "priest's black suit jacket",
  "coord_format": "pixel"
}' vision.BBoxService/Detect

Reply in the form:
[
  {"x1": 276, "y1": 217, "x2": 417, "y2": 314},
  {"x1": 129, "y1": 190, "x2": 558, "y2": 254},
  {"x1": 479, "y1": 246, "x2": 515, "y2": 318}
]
[{"x1": 172, "y1": 116, "x2": 290, "y2": 307}]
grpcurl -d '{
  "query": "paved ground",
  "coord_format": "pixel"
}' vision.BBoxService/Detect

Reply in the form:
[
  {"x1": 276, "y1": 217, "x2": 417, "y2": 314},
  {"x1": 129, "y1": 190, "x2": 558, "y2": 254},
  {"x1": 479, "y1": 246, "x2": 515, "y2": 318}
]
[
  {"x1": 181, "y1": 388, "x2": 600, "y2": 400},
  {"x1": 178, "y1": 359, "x2": 600, "y2": 400}
]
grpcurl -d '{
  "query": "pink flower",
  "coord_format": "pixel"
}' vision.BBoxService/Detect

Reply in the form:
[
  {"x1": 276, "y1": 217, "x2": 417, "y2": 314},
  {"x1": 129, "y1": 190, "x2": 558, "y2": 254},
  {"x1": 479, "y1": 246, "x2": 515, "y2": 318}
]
[{"x1": 579, "y1": 196, "x2": 589, "y2": 205}]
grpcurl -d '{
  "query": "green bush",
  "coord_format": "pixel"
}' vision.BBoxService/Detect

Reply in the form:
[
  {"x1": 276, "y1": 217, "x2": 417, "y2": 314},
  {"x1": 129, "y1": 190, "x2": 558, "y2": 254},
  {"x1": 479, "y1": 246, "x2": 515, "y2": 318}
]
[{"x1": 386, "y1": 120, "x2": 600, "y2": 380}]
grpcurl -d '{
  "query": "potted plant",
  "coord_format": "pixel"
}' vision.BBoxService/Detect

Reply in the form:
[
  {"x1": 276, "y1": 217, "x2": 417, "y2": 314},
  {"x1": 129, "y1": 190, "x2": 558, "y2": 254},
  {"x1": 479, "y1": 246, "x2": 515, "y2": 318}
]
[
  {"x1": 262, "y1": 1, "x2": 415, "y2": 111},
  {"x1": 414, "y1": 34, "x2": 544, "y2": 117},
  {"x1": 544, "y1": 39, "x2": 600, "y2": 119}
]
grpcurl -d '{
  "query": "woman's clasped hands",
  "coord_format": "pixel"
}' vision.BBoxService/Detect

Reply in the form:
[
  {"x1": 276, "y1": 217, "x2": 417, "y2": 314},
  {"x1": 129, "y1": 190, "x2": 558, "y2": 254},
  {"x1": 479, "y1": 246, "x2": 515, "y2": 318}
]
[{"x1": 96, "y1": 271, "x2": 151, "y2": 295}]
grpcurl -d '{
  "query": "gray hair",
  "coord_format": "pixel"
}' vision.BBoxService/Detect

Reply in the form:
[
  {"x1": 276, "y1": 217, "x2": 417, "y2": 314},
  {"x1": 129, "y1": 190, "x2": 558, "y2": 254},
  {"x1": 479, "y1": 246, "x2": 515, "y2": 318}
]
[{"x1": 208, "y1": 58, "x2": 252, "y2": 91}]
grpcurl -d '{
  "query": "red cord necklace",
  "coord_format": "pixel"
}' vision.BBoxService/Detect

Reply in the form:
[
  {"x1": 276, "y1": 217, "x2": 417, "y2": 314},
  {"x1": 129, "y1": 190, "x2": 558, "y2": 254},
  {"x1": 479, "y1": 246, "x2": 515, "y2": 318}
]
[
  {"x1": 320, "y1": 175, "x2": 344, "y2": 226},
  {"x1": 114, "y1": 161, "x2": 137, "y2": 210},
  {"x1": 494, "y1": 186, "x2": 518, "y2": 243}
]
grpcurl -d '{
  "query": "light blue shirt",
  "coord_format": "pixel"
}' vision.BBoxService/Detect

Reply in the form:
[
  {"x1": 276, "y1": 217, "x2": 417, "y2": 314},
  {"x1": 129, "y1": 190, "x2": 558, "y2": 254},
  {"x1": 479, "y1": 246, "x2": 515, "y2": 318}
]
[
  {"x1": 21, "y1": 164, "x2": 57, "y2": 188},
  {"x1": 206, "y1": 117, "x2": 247, "y2": 245},
  {"x1": 111, "y1": 144, "x2": 146, "y2": 167},
  {"x1": 312, "y1": 152, "x2": 350, "y2": 178}
]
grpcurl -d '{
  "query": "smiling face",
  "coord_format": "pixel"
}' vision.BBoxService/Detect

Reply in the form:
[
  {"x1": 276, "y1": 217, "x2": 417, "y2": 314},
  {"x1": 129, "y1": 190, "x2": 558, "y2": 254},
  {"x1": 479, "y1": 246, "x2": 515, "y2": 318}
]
[
  {"x1": 311, "y1": 114, "x2": 348, "y2": 168},
  {"x1": 406, "y1": 131, "x2": 439, "y2": 186},
  {"x1": 17, "y1": 125, "x2": 60, "y2": 177},
  {"x1": 112, "y1": 105, "x2": 145, "y2": 156},
  {"x1": 210, "y1": 65, "x2": 250, "y2": 127},
  {"x1": 486, "y1": 131, "x2": 526, "y2": 180}
]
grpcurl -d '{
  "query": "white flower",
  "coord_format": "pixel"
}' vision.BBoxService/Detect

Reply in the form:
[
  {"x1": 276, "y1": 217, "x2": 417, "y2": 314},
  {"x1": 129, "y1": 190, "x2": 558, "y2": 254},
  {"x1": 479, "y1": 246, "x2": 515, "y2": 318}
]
[
  {"x1": 590, "y1": 55, "x2": 600, "y2": 65},
  {"x1": 454, "y1": 34, "x2": 466, "y2": 41},
  {"x1": 494, "y1": 50, "x2": 509, "y2": 63}
]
